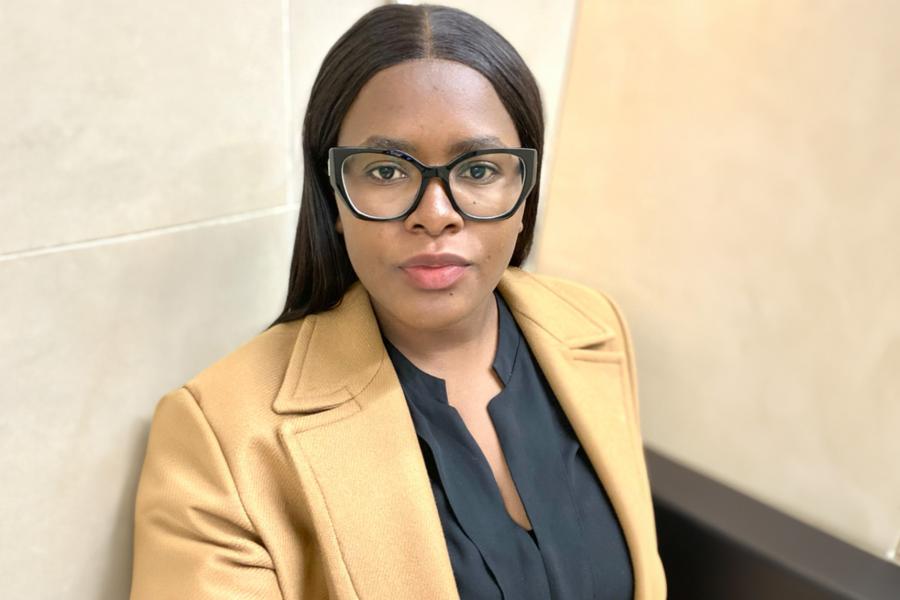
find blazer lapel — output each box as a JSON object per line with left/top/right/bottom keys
{"left": 273, "top": 282, "right": 459, "bottom": 600}
{"left": 272, "top": 269, "right": 654, "bottom": 600}
{"left": 498, "top": 269, "right": 656, "bottom": 599}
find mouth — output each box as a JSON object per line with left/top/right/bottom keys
{"left": 399, "top": 253, "right": 471, "bottom": 290}
{"left": 400, "top": 253, "right": 471, "bottom": 268}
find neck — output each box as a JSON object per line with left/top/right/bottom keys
{"left": 373, "top": 292, "right": 499, "bottom": 378}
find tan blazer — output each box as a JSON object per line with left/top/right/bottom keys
{"left": 130, "top": 267, "right": 667, "bottom": 599}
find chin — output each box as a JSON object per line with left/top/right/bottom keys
{"left": 401, "top": 289, "right": 474, "bottom": 326}
{"left": 373, "top": 280, "right": 483, "bottom": 329}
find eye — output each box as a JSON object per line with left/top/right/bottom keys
{"left": 365, "top": 163, "right": 409, "bottom": 183}
{"left": 458, "top": 162, "right": 498, "bottom": 182}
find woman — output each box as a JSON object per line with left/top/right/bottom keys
{"left": 130, "top": 4, "right": 666, "bottom": 599}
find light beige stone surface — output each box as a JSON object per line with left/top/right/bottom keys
{"left": 0, "top": 210, "right": 296, "bottom": 599}
{"left": 0, "top": 0, "right": 287, "bottom": 255}
{"left": 537, "top": 0, "right": 900, "bottom": 560}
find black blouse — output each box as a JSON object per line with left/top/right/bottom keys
{"left": 382, "top": 290, "right": 634, "bottom": 599}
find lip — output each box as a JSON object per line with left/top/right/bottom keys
{"left": 399, "top": 253, "right": 471, "bottom": 268}
{"left": 399, "top": 253, "right": 471, "bottom": 290}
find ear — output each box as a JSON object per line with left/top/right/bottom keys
{"left": 335, "top": 214, "right": 344, "bottom": 234}
{"left": 518, "top": 221, "right": 524, "bottom": 233}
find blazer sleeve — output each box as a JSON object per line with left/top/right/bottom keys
{"left": 130, "top": 386, "right": 284, "bottom": 600}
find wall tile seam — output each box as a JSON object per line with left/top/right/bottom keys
{"left": 281, "top": 0, "right": 297, "bottom": 207}
{"left": 0, "top": 204, "right": 300, "bottom": 263}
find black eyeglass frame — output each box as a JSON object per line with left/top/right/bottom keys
{"left": 327, "top": 146, "right": 538, "bottom": 222}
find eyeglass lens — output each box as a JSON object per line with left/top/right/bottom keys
{"left": 341, "top": 152, "right": 526, "bottom": 218}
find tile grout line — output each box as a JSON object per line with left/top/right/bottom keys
{"left": 0, "top": 204, "right": 299, "bottom": 263}
{"left": 281, "top": 0, "right": 296, "bottom": 206}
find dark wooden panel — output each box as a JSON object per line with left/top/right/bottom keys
{"left": 645, "top": 447, "right": 900, "bottom": 600}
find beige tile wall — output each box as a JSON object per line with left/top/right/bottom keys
{"left": 537, "top": 0, "right": 900, "bottom": 562}
{"left": 0, "top": 0, "right": 289, "bottom": 255}
{"left": 0, "top": 212, "right": 295, "bottom": 598}
{"left": 0, "top": 1, "right": 575, "bottom": 597}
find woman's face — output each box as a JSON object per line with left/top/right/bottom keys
{"left": 335, "top": 59, "right": 526, "bottom": 333}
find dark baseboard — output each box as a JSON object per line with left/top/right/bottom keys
{"left": 645, "top": 447, "right": 900, "bottom": 600}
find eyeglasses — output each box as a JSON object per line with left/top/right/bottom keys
{"left": 327, "top": 146, "right": 537, "bottom": 221}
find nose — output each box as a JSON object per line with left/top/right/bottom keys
{"left": 404, "top": 177, "right": 464, "bottom": 236}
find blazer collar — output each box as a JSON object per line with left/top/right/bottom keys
{"left": 272, "top": 280, "right": 385, "bottom": 415}
{"left": 272, "top": 267, "right": 616, "bottom": 415}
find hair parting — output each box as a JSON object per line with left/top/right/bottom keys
{"left": 269, "top": 4, "right": 544, "bottom": 327}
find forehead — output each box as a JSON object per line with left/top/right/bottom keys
{"left": 337, "top": 59, "right": 521, "bottom": 161}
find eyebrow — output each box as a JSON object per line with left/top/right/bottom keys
{"left": 359, "top": 135, "right": 509, "bottom": 157}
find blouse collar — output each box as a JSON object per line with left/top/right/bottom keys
{"left": 382, "top": 289, "right": 522, "bottom": 401}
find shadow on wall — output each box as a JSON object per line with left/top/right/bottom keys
{"left": 91, "top": 418, "right": 151, "bottom": 600}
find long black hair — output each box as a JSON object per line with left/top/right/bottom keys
{"left": 270, "top": 3, "right": 545, "bottom": 327}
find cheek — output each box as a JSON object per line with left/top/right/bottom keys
{"left": 335, "top": 205, "right": 366, "bottom": 259}
{"left": 343, "top": 227, "right": 374, "bottom": 264}
{"left": 339, "top": 220, "right": 394, "bottom": 277}
{"left": 500, "top": 214, "right": 525, "bottom": 251}
{"left": 480, "top": 221, "right": 523, "bottom": 267}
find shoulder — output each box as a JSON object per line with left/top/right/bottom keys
{"left": 528, "top": 270, "right": 622, "bottom": 316}
{"left": 502, "top": 267, "right": 642, "bottom": 417}
{"left": 504, "top": 267, "right": 633, "bottom": 353}
{"left": 166, "top": 317, "right": 309, "bottom": 430}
